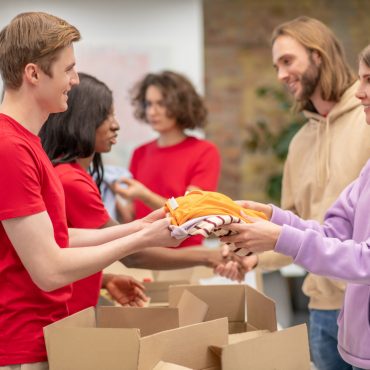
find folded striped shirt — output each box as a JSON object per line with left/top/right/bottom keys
{"left": 169, "top": 214, "right": 251, "bottom": 257}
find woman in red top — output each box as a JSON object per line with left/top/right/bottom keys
{"left": 114, "top": 71, "right": 221, "bottom": 248}
{"left": 40, "top": 73, "right": 148, "bottom": 313}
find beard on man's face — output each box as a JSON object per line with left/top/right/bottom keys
{"left": 296, "top": 59, "right": 321, "bottom": 103}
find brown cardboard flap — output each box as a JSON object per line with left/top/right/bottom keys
{"left": 43, "top": 307, "right": 96, "bottom": 355}
{"left": 169, "top": 285, "right": 245, "bottom": 321}
{"left": 177, "top": 290, "right": 208, "bottom": 326}
{"left": 209, "top": 330, "right": 269, "bottom": 356}
{"left": 221, "top": 324, "right": 310, "bottom": 370}
{"left": 47, "top": 327, "right": 140, "bottom": 370}
{"left": 209, "top": 345, "right": 222, "bottom": 358}
{"left": 245, "top": 285, "right": 277, "bottom": 332}
{"left": 245, "top": 322, "right": 258, "bottom": 332}
{"left": 144, "top": 280, "right": 189, "bottom": 303}
{"left": 227, "top": 330, "right": 269, "bottom": 344}
{"left": 138, "top": 318, "right": 228, "bottom": 370}
{"left": 96, "top": 306, "right": 179, "bottom": 336}
{"left": 228, "top": 321, "right": 247, "bottom": 334}
{"left": 153, "top": 361, "right": 194, "bottom": 370}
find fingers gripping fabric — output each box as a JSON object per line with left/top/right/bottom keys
{"left": 165, "top": 190, "right": 267, "bottom": 256}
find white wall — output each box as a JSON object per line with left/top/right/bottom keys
{"left": 0, "top": 0, "right": 204, "bottom": 166}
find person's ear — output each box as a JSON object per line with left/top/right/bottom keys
{"left": 24, "top": 63, "right": 40, "bottom": 85}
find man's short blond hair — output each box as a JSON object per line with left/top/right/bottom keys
{"left": 0, "top": 12, "right": 81, "bottom": 90}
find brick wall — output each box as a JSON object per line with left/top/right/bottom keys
{"left": 204, "top": 0, "right": 370, "bottom": 202}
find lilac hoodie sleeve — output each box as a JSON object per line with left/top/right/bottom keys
{"left": 270, "top": 170, "right": 370, "bottom": 285}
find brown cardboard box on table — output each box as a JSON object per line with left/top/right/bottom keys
{"left": 168, "top": 284, "right": 311, "bottom": 370}
{"left": 44, "top": 305, "right": 227, "bottom": 370}
{"left": 44, "top": 284, "right": 310, "bottom": 370}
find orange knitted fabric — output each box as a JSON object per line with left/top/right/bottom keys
{"left": 165, "top": 190, "right": 267, "bottom": 226}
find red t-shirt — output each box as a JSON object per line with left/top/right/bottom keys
{"left": 0, "top": 114, "right": 71, "bottom": 365}
{"left": 55, "top": 163, "right": 110, "bottom": 314}
{"left": 130, "top": 136, "right": 220, "bottom": 247}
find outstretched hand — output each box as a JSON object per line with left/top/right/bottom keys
{"left": 103, "top": 273, "right": 148, "bottom": 307}
{"left": 214, "top": 244, "right": 259, "bottom": 282}
{"left": 220, "top": 212, "right": 282, "bottom": 255}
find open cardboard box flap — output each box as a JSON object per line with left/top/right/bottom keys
{"left": 168, "top": 284, "right": 277, "bottom": 333}
{"left": 96, "top": 306, "right": 180, "bottom": 337}
{"left": 97, "top": 289, "right": 208, "bottom": 332}
{"left": 210, "top": 324, "right": 310, "bottom": 370}
{"left": 143, "top": 280, "right": 189, "bottom": 304}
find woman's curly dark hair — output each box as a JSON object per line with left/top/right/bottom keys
{"left": 131, "top": 70, "right": 207, "bottom": 130}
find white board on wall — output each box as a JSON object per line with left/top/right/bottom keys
{"left": 0, "top": 0, "right": 204, "bottom": 167}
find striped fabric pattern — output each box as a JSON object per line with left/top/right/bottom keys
{"left": 169, "top": 214, "right": 250, "bottom": 256}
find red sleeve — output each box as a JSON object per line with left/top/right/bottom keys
{"left": 0, "top": 139, "right": 45, "bottom": 220}
{"left": 188, "top": 141, "right": 221, "bottom": 191}
{"left": 60, "top": 172, "right": 110, "bottom": 229}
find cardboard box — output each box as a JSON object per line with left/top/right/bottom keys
{"left": 44, "top": 307, "right": 228, "bottom": 370}
{"left": 96, "top": 288, "right": 208, "bottom": 335}
{"left": 168, "top": 284, "right": 277, "bottom": 333}
{"left": 146, "top": 325, "right": 310, "bottom": 370}
{"left": 44, "top": 285, "right": 310, "bottom": 370}
{"left": 211, "top": 324, "right": 311, "bottom": 370}
{"left": 166, "top": 285, "right": 310, "bottom": 369}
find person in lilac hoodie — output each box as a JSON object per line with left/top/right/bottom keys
{"left": 221, "top": 44, "right": 370, "bottom": 370}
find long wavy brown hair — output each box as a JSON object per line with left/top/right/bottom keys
{"left": 272, "top": 16, "right": 356, "bottom": 111}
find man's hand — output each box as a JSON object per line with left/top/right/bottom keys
{"left": 103, "top": 273, "right": 148, "bottom": 307}
{"left": 240, "top": 254, "right": 259, "bottom": 272}
{"left": 213, "top": 244, "right": 257, "bottom": 282}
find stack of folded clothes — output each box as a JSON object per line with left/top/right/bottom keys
{"left": 165, "top": 190, "right": 267, "bottom": 256}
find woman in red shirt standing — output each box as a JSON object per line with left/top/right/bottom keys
{"left": 40, "top": 73, "right": 147, "bottom": 313}
{"left": 114, "top": 71, "right": 221, "bottom": 248}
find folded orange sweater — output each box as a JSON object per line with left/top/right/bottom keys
{"left": 165, "top": 190, "right": 267, "bottom": 226}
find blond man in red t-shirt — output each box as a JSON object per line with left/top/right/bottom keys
{"left": 0, "top": 12, "right": 180, "bottom": 370}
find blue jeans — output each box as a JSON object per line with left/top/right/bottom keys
{"left": 309, "top": 309, "right": 352, "bottom": 370}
